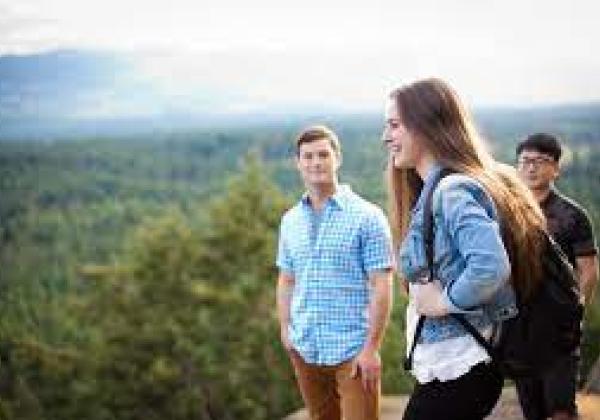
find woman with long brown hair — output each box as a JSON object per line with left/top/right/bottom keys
{"left": 383, "top": 78, "right": 545, "bottom": 419}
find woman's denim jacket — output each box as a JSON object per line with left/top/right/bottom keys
{"left": 399, "top": 165, "right": 518, "bottom": 344}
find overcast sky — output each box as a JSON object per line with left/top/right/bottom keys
{"left": 1, "top": 0, "right": 599, "bottom": 111}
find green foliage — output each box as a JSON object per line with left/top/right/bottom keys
{"left": 0, "top": 108, "right": 599, "bottom": 418}
{"left": 68, "top": 159, "right": 297, "bottom": 419}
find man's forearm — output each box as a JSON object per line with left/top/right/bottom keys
{"left": 363, "top": 271, "right": 393, "bottom": 352}
{"left": 578, "top": 255, "right": 599, "bottom": 307}
{"left": 277, "top": 274, "right": 294, "bottom": 330}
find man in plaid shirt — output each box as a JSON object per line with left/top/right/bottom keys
{"left": 276, "top": 125, "right": 394, "bottom": 420}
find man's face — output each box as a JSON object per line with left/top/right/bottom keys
{"left": 516, "top": 149, "right": 559, "bottom": 190}
{"left": 296, "top": 137, "right": 340, "bottom": 190}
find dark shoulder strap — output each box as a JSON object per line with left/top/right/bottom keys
{"left": 404, "top": 167, "right": 455, "bottom": 371}
{"left": 418, "top": 168, "right": 498, "bottom": 366}
{"left": 452, "top": 313, "right": 495, "bottom": 356}
{"left": 403, "top": 316, "right": 425, "bottom": 371}
{"left": 423, "top": 167, "right": 456, "bottom": 280}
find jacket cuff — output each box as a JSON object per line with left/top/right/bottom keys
{"left": 443, "top": 286, "right": 484, "bottom": 315}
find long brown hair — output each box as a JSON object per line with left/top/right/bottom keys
{"left": 387, "top": 78, "right": 546, "bottom": 299}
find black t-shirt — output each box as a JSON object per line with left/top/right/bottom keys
{"left": 540, "top": 188, "right": 598, "bottom": 267}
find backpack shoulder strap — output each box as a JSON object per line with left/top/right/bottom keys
{"left": 425, "top": 169, "right": 497, "bottom": 361}
{"left": 404, "top": 167, "right": 455, "bottom": 371}
{"left": 405, "top": 168, "right": 501, "bottom": 370}
{"left": 423, "top": 167, "right": 456, "bottom": 278}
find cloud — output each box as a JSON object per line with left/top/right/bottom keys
{"left": 0, "top": 0, "right": 599, "bottom": 106}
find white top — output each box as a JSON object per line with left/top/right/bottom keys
{"left": 406, "top": 288, "right": 492, "bottom": 384}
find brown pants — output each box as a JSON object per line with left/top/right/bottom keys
{"left": 289, "top": 351, "right": 380, "bottom": 420}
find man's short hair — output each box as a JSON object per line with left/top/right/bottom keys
{"left": 295, "top": 125, "right": 341, "bottom": 156}
{"left": 516, "top": 133, "right": 562, "bottom": 162}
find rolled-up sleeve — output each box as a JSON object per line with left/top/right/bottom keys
{"left": 360, "top": 209, "right": 394, "bottom": 275}
{"left": 276, "top": 217, "right": 294, "bottom": 275}
{"left": 436, "top": 179, "right": 510, "bottom": 311}
{"left": 572, "top": 207, "right": 598, "bottom": 257}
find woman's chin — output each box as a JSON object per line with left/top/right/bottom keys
{"left": 392, "top": 156, "right": 409, "bottom": 169}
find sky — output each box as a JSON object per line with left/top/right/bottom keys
{"left": 1, "top": 0, "right": 599, "bottom": 112}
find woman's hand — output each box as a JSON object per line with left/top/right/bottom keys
{"left": 414, "top": 280, "right": 449, "bottom": 317}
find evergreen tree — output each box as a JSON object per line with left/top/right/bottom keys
{"left": 73, "top": 156, "right": 299, "bottom": 419}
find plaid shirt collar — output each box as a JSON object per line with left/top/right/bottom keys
{"left": 300, "top": 184, "right": 350, "bottom": 211}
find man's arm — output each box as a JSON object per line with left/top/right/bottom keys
{"left": 577, "top": 255, "right": 599, "bottom": 307}
{"left": 354, "top": 269, "right": 393, "bottom": 392}
{"left": 364, "top": 270, "right": 393, "bottom": 352}
{"left": 276, "top": 271, "right": 295, "bottom": 351}
{"left": 571, "top": 206, "right": 598, "bottom": 307}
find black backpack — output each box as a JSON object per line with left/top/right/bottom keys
{"left": 404, "top": 169, "right": 583, "bottom": 379}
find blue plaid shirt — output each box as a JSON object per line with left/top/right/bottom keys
{"left": 277, "top": 185, "right": 393, "bottom": 365}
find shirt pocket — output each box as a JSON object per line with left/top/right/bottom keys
{"left": 431, "top": 215, "right": 455, "bottom": 281}
{"left": 288, "top": 236, "right": 311, "bottom": 267}
{"left": 400, "top": 208, "right": 457, "bottom": 283}
{"left": 399, "top": 216, "right": 427, "bottom": 281}
{"left": 319, "top": 233, "right": 360, "bottom": 275}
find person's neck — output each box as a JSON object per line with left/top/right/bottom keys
{"left": 415, "top": 155, "right": 437, "bottom": 181}
{"left": 307, "top": 182, "right": 338, "bottom": 211}
{"left": 531, "top": 185, "right": 552, "bottom": 203}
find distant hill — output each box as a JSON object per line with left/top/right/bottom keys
{"left": 0, "top": 50, "right": 130, "bottom": 117}
{"left": 2, "top": 49, "right": 600, "bottom": 141}
{"left": 0, "top": 50, "right": 225, "bottom": 139}
{"left": 0, "top": 49, "right": 340, "bottom": 139}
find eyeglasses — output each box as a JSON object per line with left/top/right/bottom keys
{"left": 516, "top": 157, "right": 555, "bottom": 168}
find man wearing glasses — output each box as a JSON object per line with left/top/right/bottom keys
{"left": 515, "top": 133, "right": 599, "bottom": 420}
